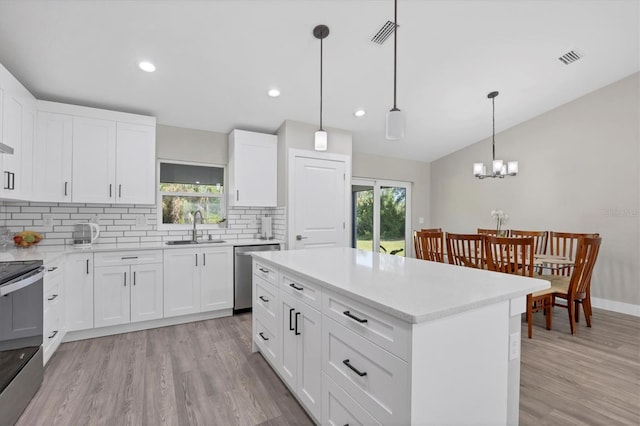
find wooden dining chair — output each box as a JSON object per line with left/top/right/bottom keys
{"left": 511, "top": 230, "right": 548, "bottom": 255}
{"left": 415, "top": 231, "right": 445, "bottom": 263}
{"left": 421, "top": 228, "right": 442, "bottom": 233}
{"left": 445, "top": 233, "right": 485, "bottom": 269}
{"left": 477, "top": 228, "right": 510, "bottom": 237}
{"left": 485, "top": 236, "right": 553, "bottom": 338}
{"left": 543, "top": 236, "right": 602, "bottom": 335}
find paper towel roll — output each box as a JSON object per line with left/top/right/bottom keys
{"left": 261, "top": 216, "right": 273, "bottom": 239}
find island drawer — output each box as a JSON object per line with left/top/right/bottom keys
{"left": 94, "top": 250, "right": 163, "bottom": 267}
{"left": 322, "top": 316, "right": 409, "bottom": 426}
{"left": 322, "top": 373, "right": 381, "bottom": 426}
{"left": 323, "top": 290, "right": 411, "bottom": 361}
{"left": 280, "top": 273, "right": 322, "bottom": 311}
{"left": 254, "top": 276, "right": 278, "bottom": 329}
{"left": 254, "top": 315, "right": 278, "bottom": 368}
{"left": 254, "top": 261, "right": 278, "bottom": 286}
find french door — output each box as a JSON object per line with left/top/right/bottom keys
{"left": 351, "top": 178, "right": 411, "bottom": 257}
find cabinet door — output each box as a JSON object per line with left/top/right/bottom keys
{"left": 296, "top": 303, "right": 322, "bottom": 420}
{"left": 130, "top": 263, "right": 163, "bottom": 323}
{"left": 66, "top": 254, "right": 94, "bottom": 332}
{"left": 34, "top": 112, "right": 73, "bottom": 202}
{"left": 200, "top": 246, "right": 233, "bottom": 312}
{"left": 280, "top": 292, "right": 298, "bottom": 391}
{"left": 0, "top": 66, "right": 23, "bottom": 197}
{"left": 94, "top": 265, "right": 130, "bottom": 328}
{"left": 163, "top": 249, "right": 200, "bottom": 317}
{"left": 229, "top": 130, "right": 277, "bottom": 207}
{"left": 72, "top": 116, "right": 116, "bottom": 203}
{"left": 116, "top": 122, "right": 156, "bottom": 204}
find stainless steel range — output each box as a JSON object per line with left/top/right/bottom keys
{"left": 0, "top": 260, "right": 45, "bottom": 426}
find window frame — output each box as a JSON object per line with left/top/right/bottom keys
{"left": 156, "top": 159, "right": 228, "bottom": 231}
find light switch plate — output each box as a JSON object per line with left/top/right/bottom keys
{"left": 509, "top": 332, "right": 521, "bottom": 360}
{"left": 419, "top": 217, "right": 424, "bottom": 224}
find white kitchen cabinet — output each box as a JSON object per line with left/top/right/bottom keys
{"left": 65, "top": 253, "right": 94, "bottom": 332}
{"left": 228, "top": 129, "right": 277, "bottom": 207}
{"left": 0, "top": 64, "right": 36, "bottom": 199}
{"left": 163, "top": 246, "right": 233, "bottom": 318}
{"left": 43, "top": 257, "right": 66, "bottom": 365}
{"left": 116, "top": 122, "right": 156, "bottom": 204}
{"left": 94, "top": 251, "right": 163, "bottom": 328}
{"left": 280, "top": 290, "right": 322, "bottom": 421}
{"left": 33, "top": 111, "right": 73, "bottom": 202}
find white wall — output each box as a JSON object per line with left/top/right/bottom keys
{"left": 352, "top": 152, "right": 430, "bottom": 235}
{"left": 430, "top": 73, "right": 640, "bottom": 308}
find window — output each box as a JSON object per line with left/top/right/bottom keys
{"left": 158, "top": 161, "right": 226, "bottom": 228}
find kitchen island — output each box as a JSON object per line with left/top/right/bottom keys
{"left": 251, "top": 247, "right": 549, "bottom": 425}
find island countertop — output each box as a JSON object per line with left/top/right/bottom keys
{"left": 252, "top": 247, "right": 550, "bottom": 324}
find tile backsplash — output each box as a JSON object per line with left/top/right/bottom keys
{"left": 0, "top": 201, "right": 285, "bottom": 246}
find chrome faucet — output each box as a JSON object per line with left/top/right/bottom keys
{"left": 192, "top": 210, "right": 203, "bottom": 242}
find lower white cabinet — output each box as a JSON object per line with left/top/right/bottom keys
{"left": 279, "top": 290, "right": 322, "bottom": 421}
{"left": 43, "top": 257, "right": 66, "bottom": 365}
{"left": 163, "top": 246, "right": 233, "bottom": 318}
{"left": 94, "top": 251, "right": 163, "bottom": 328}
{"left": 65, "top": 253, "right": 94, "bottom": 332}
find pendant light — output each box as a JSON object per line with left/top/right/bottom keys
{"left": 386, "top": 0, "right": 404, "bottom": 140}
{"left": 313, "top": 25, "right": 329, "bottom": 151}
{"left": 473, "top": 91, "right": 518, "bottom": 179}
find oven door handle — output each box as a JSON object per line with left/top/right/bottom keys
{"left": 0, "top": 266, "right": 45, "bottom": 296}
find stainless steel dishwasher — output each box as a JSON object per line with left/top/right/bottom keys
{"left": 234, "top": 244, "right": 280, "bottom": 312}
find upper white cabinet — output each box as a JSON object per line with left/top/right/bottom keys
{"left": 35, "top": 101, "right": 156, "bottom": 205}
{"left": 33, "top": 111, "right": 73, "bottom": 202}
{"left": 228, "top": 129, "right": 277, "bottom": 207}
{"left": 0, "top": 64, "right": 36, "bottom": 200}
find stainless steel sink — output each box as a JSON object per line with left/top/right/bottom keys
{"left": 165, "top": 240, "right": 226, "bottom": 245}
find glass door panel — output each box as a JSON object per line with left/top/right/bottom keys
{"left": 352, "top": 183, "right": 374, "bottom": 252}
{"left": 379, "top": 186, "right": 406, "bottom": 256}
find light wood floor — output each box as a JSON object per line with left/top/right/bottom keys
{"left": 17, "top": 308, "right": 640, "bottom": 426}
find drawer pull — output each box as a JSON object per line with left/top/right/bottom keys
{"left": 289, "top": 283, "right": 304, "bottom": 291}
{"left": 295, "top": 312, "right": 301, "bottom": 335}
{"left": 343, "top": 310, "right": 368, "bottom": 324}
{"left": 121, "top": 256, "right": 138, "bottom": 260}
{"left": 258, "top": 267, "right": 269, "bottom": 273}
{"left": 259, "top": 296, "right": 269, "bottom": 303}
{"left": 48, "top": 330, "right": 59, "bottom": 339}
{"left": 47, "top": 294, "right": 58, "bottom": 301}
{"left": 259, "top": 332, "right": 269, "bottom": 341}
{"left": 289, "top": 308, "right": 295, "bottom": 331}
{"left": 47, "top": 266, "right": 58, "bottom": 272}
{"left": 343, "top": 359, "right": 367, "bottom": 377}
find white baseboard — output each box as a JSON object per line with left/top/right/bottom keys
{"left": 592, "top": 297, "right": 640, "bottom": 317}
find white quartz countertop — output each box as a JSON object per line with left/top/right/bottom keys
{"left": 0, "top": 239, "right": 283, "bottom": 263}
{"left": 252, "top": 247, "right": 551, "bottom": 324}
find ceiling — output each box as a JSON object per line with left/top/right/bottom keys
{"left": 0, "top": 0, "right": 637, "bottom": 162}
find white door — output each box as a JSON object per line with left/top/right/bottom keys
{"left": 94, "top": 265, "right": 130, "bottom": 328}
{"left": 290, "top": 153, "right": 349, "bottom": 249}
{"left": 72, "top": 116, "right": 116, "bottom": 203}
{"left": 65, "top": 254, "right": 94, "bottom": 332}
{"left": 200, "top": 246, "right": 233, "bottom": 312}
{"left": 130, "top": 263, "right": 163, "bottom": 323}
{"left": 34, "top": 112, "right": 73, "bottom": 202}
{"left": 163, "top": 249, "right": 200, "bottom": 317}
{"left": 116, "top": 122, "right": 156, "bottom": 204}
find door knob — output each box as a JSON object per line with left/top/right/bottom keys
{"left": 296, "top": 235, "right": 308, "bottom": 241}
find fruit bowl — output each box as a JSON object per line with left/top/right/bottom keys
{"left": 14, "top": 231, "right": 43, "bottom": 248}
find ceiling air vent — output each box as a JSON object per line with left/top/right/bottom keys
{"left": 371, "top": 20, "right": 397, "bottom": 44}
{"left": 558, "top": 50, "right": 583, "bottom": 65}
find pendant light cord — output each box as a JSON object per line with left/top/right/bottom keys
{"left": 320, "top": 35, "right": 324, "bottom": 130}
{"left": 393, "top": 0, "right": 398, "bottom": 110}
{"left": 492, "top": 95, "right": 495, "bottom": 161}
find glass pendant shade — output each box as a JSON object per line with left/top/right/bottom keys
{"left": 314, "top": 130, "right": 327, "bottom": 151}
{"left": 473, "top": 162, "right": 486, "bottom": 176}
{"left": 492, "top": 159, "right": 504, "bottom": 175}
{"left": 507, "top": 161, "right": 519, "bottom": 175}
{"left": 386, "top": 109, "right": 405, "bottom": 140}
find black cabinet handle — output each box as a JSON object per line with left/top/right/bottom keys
{"left": 3, "top": 171, "right": 10, "bottom": 189}
{"left": 236, "top": 189, "right": 239, "bottom": 201}
{"left": 203, "top": 253, "right": 206, "bottom": 266}
{"left": 289, "top": 308, "right": 295, "bottom": 331}
{"left": 133, "top": 271, "right": 136, "bottom": 286}
{"left": 109, "top": 183, "right": 112, "bottom": 197}
{"left": 124, "top": 272, "right": 127, "bottom": 287}
{"left": 48, "top": 330, "right": 59, "bottom": 339}
{"left": 343, "top": 310, "right": 368, "bottom": 324}
{"left": 343, "top": 359, "right": 367, "bottom": 377}
{"left": 10, "top": 172, "right": 15, "bottom": 190}
{"left": 47, "top": 267, "right": 58, "bottom": 272}
{"left": 259, "top": 295, "right": 269, "bottom": 303}
{"left": 86, "top": 259, "right": 89, "bottom": 274}
{"left": 121, "top": 256, "right": 138, "bottom": 260}
{"left": 259, "top": 332, "right": 269, "bottom": 341}
{"left": 118, "top": 184, "right": 122, "bottom": 198}
{"left": 289, "top": 283, "right": 303, "bottom": 291}
{"left": 258, "top": 267, "right": 269, "bottom": 273}
{"left": 195, "top": 253, "right": 198, "bottom": 266}
{"left": 64, "top": 181, "right": 68, "bottom": 196}
{"left": 47, "top": 294, "right": 58, "bottom": 301}
{"left": 295, "top": 312, "right": 301, "bottom": 335}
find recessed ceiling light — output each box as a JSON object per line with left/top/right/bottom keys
{"left": 354, "top": 109, "right": 366, "bottom": 118}
{"left": 139, "top": 61, "right": 156, "bottom": 72}
{"left": 268, "top": 89, "right": 281, "bottom": 98}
